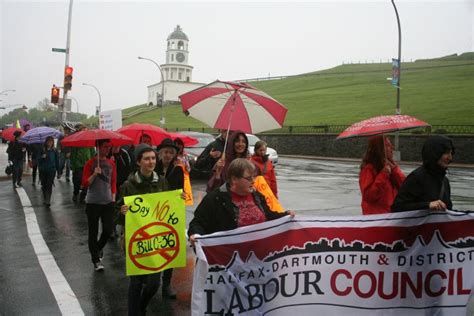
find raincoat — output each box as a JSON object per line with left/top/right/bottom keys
{"left": 391, "top": 136, "right": 454, "bottom": 212}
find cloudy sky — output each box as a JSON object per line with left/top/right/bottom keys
{"left": 1, "top": 0, "right": 473, "bottom": 116}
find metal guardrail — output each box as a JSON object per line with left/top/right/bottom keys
{"left": 122, "top": 105, "right": 157, "bottom": 120}
{"left": 170, "top": 125, "right": 474, "bottom": 135}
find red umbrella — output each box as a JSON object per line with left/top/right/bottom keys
{"left": 61, "top": 129, "right": 133, "bottom": 147}
{"left": 179, "top": 80, "right": 288, "bottom": 134}
{"left": 1, "top": 127, "right": 24, "bottom": 142}
{"left": 116, "top": 123, "right": 198, "bottom": 146}
{"left": 337, "top": 115, "right": 430, "bottom": 139}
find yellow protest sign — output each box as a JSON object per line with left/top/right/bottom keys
{"left": 253, "top": 176, "right": 285, "bottom": 213}
{"left": 124, "top": 189, "right": 186, "bottom": 276}
{"left": 177, "top": 163, "right": 194, "bottom": 206}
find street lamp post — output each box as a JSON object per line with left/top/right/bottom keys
{"left": 0, "top": 89, "right": 16, "bottom": 96}
{"left": 82, "top": 83, "right": 102, "bottom": 121}
{"left": 391, "top": 0, "right": 402, "bottom": 161}
{"left": 0, "top": 104, "right": 27, "bottom": 110}
{"left": 138, "top": 56, "right": 165, "bottom": 127}
{"left": 70, "top": 96, "right": 80, "bottom": 113}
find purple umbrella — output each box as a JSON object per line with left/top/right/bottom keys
{"left": 19, "top": 126, "right": 63, "bottom": 144}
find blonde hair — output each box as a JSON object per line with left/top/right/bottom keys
{"left": 227, "top": 158, "right": 255, "bottom": 180}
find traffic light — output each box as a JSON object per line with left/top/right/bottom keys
{"left": 64, "top": 66, "right": 73, "bottom": 91}
{"left": 51, "top": 86, "right": 60, "bottom": 104}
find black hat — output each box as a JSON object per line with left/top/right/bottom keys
{"left": 134, "top": 144, "right": 155, "bottom": 161}
{"left": 156, "top": 138, "right": 179, "bottom": 151}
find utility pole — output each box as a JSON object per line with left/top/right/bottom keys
{"left": 391, "top": 0, "right": 402, "bottom": 161}
{"left": 62, "top": 0, "right": 74, "bottom": 121}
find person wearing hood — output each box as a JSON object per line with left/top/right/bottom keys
{"left": 251, "top": 140, "right": 278, "bottom": 198}
{"left": 391, "top": 135, "right": 455, "bottom": 212}
{"left": 206, "top": 130, "right": 249, "bottom": 193}
{"left": 118, "top": 144, "right": 168, "bottom": 315}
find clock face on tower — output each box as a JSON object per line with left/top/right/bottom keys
{"left": 176, "top": 52, "right": 185, "bottom": 63}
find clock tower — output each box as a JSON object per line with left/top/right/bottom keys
{"left": 146, "top": 24, "right": 203, "bottom": 106}
{"left": 162, "top": 25, "right": 193, "bottom": 82}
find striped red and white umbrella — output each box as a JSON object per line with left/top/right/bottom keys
{"left": 179, "top": 80, "right": 288, "bottom": 134}
{"left": 337, "top": 115, "right": 430, "bottom": 139}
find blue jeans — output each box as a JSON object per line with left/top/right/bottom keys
{"left": 128, "top": 273, "right": 161, "bottom": 316}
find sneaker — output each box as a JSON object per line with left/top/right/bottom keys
{"left": 72, "top": 194, "right": 78, "bottom": 202}
{"left": 66, "top": 178, "right": 70, "bottom": 182}
{"left": 99, "top": 250, "right": 104, "bottom": 262}
{"left": 16, "top": 182, "right": 22, "bottom": 187}
{"left": 162, "top": 286, "right": 177, "bottom": 299}
{"left": 94, "top": 262, "right": 104, "bottom": 272}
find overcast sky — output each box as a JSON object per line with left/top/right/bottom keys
{"left": 1, "top": 0, "right": 473, "bottom": 116}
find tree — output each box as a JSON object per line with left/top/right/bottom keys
{"left": 36, "top": 97, "right": 56, "bottom": 111}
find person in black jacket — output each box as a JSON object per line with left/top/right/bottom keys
{"left": 391, "top": 135, "right": 455, "bottom": 212}
{"left": 154, "top": 138, "right": 184, "bottom": 299}
{"left": 189, "top": 158, "right": 295, "bottom": 241}
{"left": 7, "top": 131, "right": 27, "bottom": 188}
{"left": 117, "top": 144, "right": 169, "bottom": 316}
{"left": 194, "top": 129, "right": 227, "bottom": 177}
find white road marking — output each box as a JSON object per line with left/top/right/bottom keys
{"left": 16, "top": 187, "right": 84, "bottom": 315}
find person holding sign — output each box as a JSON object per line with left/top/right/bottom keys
{"left": 155, "top": 138, "right": 184, "bottom": 299}
{"left": 392, "top": 135, "right": 455, "bottom": 212}
{"left": 189, "top": 158, "right": 295, "bottom": 243}
{"left": 82, "top": 139, "right": 116, "bottom": 271}
{"left": 118, "top": 144, "right": 169, "bottom": 315}
{"left": 359, "top": 136, "right": 405, "bottom": 215}
{"left": 251, "top": 140, "right": 278, "bottom": 198}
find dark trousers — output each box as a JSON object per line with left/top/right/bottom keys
{"left": 85, "top": 203, "right": 114, "bottom": 263}
{"left": 162, "top": 269, "right": 173, "bottom": 289}
{"left": 59, "top": 156, "right": 71, "bottom": 179}
{"left": 73, "top": 168, "right": 87, "bottom": 199}
{"left": 40, "top": 169, "right": 56, "bottom": 204}
{"left": 32, "top": 162, "right": 38, "bottom": 184}
{"left": 128, "top": 273, "right": 161, "bottom": 316}
{"left": 12, "top": 159, "right": 24, "bottom": 185}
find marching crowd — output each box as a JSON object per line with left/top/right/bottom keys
{"left": 6, "top": 122, "right": 456, "bottom": 315}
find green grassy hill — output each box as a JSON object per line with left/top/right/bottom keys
{"left": 123, "top": 53, "right": 474, "bottom": 129}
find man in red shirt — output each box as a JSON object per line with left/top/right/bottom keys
{"left": 82, "top": 139, "right": 116, "bottom": 271}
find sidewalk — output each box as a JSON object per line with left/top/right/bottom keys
{"left": 0, "top": 143, "right": 32, "bottom": 181}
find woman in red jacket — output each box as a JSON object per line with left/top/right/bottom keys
{"left": 359, "top": 136, "right": 405, "bottom": 215}
{"left": 251, "top": 140, "right": 278, "bottom": 198}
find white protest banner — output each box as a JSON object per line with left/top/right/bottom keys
{"left": 99, "top": 109, "right": 122, "bottom": 130}
{"left": 192, "top": 210, "right": 474, "bottom": 315}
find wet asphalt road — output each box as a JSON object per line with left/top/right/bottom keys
{"left": 1, "top": 157, "right": 473, "bottom": 315}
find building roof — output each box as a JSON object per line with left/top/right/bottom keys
{"left": 167, "top": 25, "right": 189, "bottom": 41}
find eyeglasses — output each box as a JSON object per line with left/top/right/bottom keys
{"left": 240, "top": 175, "right": 255, "bottom": 182}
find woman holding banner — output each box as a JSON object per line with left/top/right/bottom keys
{"left": 359, "top": 135, "right": 405, "bottom": 215}
{"left": 189, "top": 158, "right": 294, "bottom": 243}
{"left": 392, "top": 135, "right": 454, "bottom": 212}
{"left": 118, "top": 144, "right": 169, "bottom": 316}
